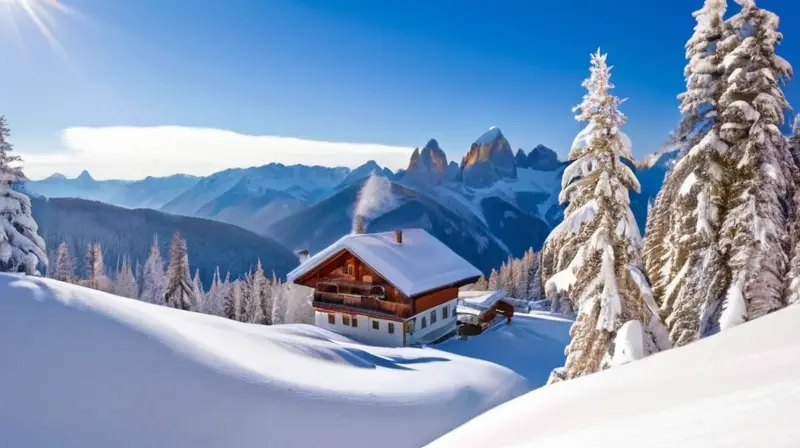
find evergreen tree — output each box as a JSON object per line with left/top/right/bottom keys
{"left": 204, "top": 266, "right": 225, "bottom": 316}
{"left": 0, "top": 116, "right": 47, "bottom": 275}
{"left": 140, "top": 235, "right": 165, "bottom": 305}
{"left": 247, "top": 260, "right": 271, "bottom": 324}
{"left": 231, "top": 279, "right": 243, "bottom": 322}
{"left": 785, "top": 117, "right": 800, "bottom": 305}
{"left": 716, "top": 0, "right": 793, "bottom": 329}
{"left": 83, "top": 242, "right": 111, "bottom": 292}
{"left": 528, "top": 250, "right": 544, "bottom": 300}
{"left": 113, "top": 255, "right": 138, "bottom": 299}
{"left": 473, "top": 274, "right": 489, "bottom": 290}
{"left": 644, "top": 0, "right": 731, "bottom": 346}
{"left": 271, "top": 272, "right": 287, "bottom": 325}
{"left": 52, "top": 240, "right": 76, "bottom": 283}
{"left": 164, "top": 232, "right": 194, "bottom": 311}
{"left": 487, "top": 268, "right": 499, "bottom": 290}
{"left": 545, "top": 51, "right": 669, "bottom": 384}
{"left": 192, "top": 269, "right": 205, "bottom": 313}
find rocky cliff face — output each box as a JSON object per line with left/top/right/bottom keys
{"left": 403, "top": 139, "right": 450, "bottom": 186}
{"left": 527, "top": 145, "right": 562, "bottom": 171}
{"left": 460, "top": 127, "right": 517, "bottom": 188}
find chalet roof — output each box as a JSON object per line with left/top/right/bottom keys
{"left": 458, "top": 290, "right": 506, "bottom": 312}
{"left": 287, "top": 229, "right": 482, "bottom": 298}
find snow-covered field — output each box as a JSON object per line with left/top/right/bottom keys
{"left": 428, "top": 304, "right": 800, "bottom": 448}
{"left": 439, "top": 311, "right": 572, "bottom": 388}
{"left": 0, "top": 274, "right": 530, "bottom": 448}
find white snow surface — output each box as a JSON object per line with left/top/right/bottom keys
{"left": 428, "top": 305, "right": 800, "bottom": 448}
{"left": 287, "top": 229, "right": 482, "bottom": 297}
{"left": 0, "top": 274, "right": 529, "bottom": 448}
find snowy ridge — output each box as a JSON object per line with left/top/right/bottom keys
{"left": 428, "top": 305, "right": 800, "bottom": 447}
{"left": 0, "top": 274, "right": 527, "bottom": 448}
{"left": 473, "top": 126, "right": 503, "bottom": 145}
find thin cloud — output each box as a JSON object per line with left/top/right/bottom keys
{"left": 20, "top": 126, "right": 414, "bottom": 180}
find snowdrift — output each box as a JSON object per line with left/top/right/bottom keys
{"left": 0, "top": 274, "right": 527, "bottom": 448}
{"left": 428, "top": 305, "right": 800, "bottom": 447}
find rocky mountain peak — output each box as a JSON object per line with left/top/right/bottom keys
{"left": 515, "top": 149, "right": 530, "bottom": 169}
{"left": 461, "top": 126, "right": 517, "bottom": 188}
{"left": 527, "top": 145, "right": 562, "bottom": 171}
{"left": 404, "top": 138, "right": 450, "bottom": 186}
{"left": 76, "top": 170, "right": 94, "bottom": 183}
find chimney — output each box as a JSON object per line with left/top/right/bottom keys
{"left": 394, "top": 229, "right": 403, "bottom": 244}
{"left": 297, "top": 249, "right": 311, "bottom": 264}
{"left": 355, "top": 215, "right": 366, "bottom": 234}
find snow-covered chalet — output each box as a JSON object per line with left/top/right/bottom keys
{"left": 287, "top": 226, "right": 482, "bottom": 346}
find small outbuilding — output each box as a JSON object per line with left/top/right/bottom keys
{"left": 457, "top": 290, "right": 515, "bottom": 336}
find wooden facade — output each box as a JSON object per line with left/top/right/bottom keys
{"left": 294, "top": 249, "right": 465, "bottom": 322}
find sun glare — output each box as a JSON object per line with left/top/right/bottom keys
{"left": 1, "top": 0, "right": 75, "bottom": 54}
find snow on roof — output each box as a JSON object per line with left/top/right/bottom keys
{"left": 287, "top": 229, "right": 482, "bottom": 298}
{"left": 458, "top": 290, "right": 507, "bottom": 312}
{"left": 473, "top": 126, "right": 503, "bottom": 145}
{"left": 428, "top": 305, "right": 800, "bottom": 448}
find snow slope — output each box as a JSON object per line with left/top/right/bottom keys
{"left": 438, "top": 311, "right": 572, "bottom": 389}
{"left": 0, "top": 274, "right": 528, "bottom": 448}
{"left": 428, "top": 305, "right": 800, "bottom": 448}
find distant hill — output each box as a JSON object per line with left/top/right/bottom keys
{"left": 30, "top": 197, "right": 299, "bottom": 287}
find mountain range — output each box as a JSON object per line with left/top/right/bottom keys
{"left": 23, "top": 127, "right": 676, "bottom": 276}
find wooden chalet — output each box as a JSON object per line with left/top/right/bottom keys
{"left": 287, "top": 227, "right": 482, "bottom": 346}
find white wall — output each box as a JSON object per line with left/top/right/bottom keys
{"left": 314, "top": 311, "right": 405, "bottom": 347}
{"left": 407, "top": 299, "right": 459, "bottom": 345}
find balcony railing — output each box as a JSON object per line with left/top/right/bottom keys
{"left": 314, "top": 291, "right": 412, "bottom": 318}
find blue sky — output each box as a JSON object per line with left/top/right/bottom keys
{"left": 1, "top": 0, "right": 799, "bottom": 179}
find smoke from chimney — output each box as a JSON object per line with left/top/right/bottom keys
{"left": 352, "top": 172, "right": 395, "bottom": 234}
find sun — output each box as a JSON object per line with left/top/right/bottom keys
{"left": 1, "top": 0, "right": 75, "bottom": 52}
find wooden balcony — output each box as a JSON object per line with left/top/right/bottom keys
{"left": 313, "top": 279, "right": 412, "bottom": 319}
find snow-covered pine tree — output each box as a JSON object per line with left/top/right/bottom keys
{"left": 545, "top": 51, "right": 669, "bottom": 384}
{"left": 499, "top": 258, "right": 513, "bottom": 293}
{"left": 473, "top": 274, "right": 489, "bottom": 290}
{"left": 716, "top": 0, "right": 794, "bottom": 329}
{"left": 487, "top": 268, "right": 499, "bottom": 290}
{"left": 204, "top": 266, "right": 225, "bottom": 316}
{"left": 83, "top": 242, "right": 111, "bottom": 292}
{"left": 231, "top": 278, "right": 243, "bottom": 322}
{"left": 511, "top": 257, "right": 528, "bottom": 299}
{"left": 249, "top": 260, "right": 271, "bottom": 324}
{"left": 271, "top": 273, "right": 287, "bottom": 325}
{"left": 113, "top": 255, "right": 138, "bottom": 299}
{"left": 192, "top": 269, "right": 205, "bottom": 313}
{"left": 164, "top": 232, "right": 194, "bottom": 311}
{"left": 0, "top": 116, "right": 47, "bottom": 275}
{"left": 784, "top": 116, "right": 800, "bottom": 305}
{"left": 52, "top": 240, "right": 76, "bottom": 283}
{"left": 528, "top": 251, "right": 544, "bottom": 301}
{"left": 643, "top": 0, "right": 731, "bottom": 346}
{"left": 140, "top": 236, "right": 165, "bottom": 305}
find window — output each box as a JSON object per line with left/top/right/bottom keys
{"left": 372, "top": 320, "right": 380, "bottom": 330}
{"left": 328, "top": 313, "right": 335, "bottom": 325}
{"left": 442, "top": 307, "right": 448, "bottom": 319}
{"left": 343, "top": 264, "right": 353, "bottom": 275}
{"left": 421, "top": 317, "right": 427, "bottom": 329}
{"left": 342, "top": 315, "right": 350, "bottom": 326}
{"left": 352, "top": 317, "right": 358, "bottom": 328}
{"left": 430, "top": 310, "right": 437, "bottom": 325}
{"left": 388, "top": 323, "right": 395, "bottom": 334}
